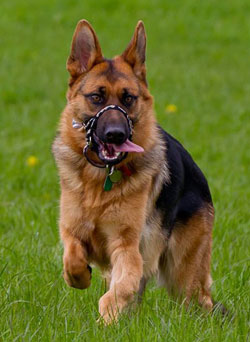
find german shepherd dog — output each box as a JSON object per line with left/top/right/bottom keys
{"left": 53, "top": 20, "right": 215, "bottom": 323}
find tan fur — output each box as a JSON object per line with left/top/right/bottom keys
{"left": 158, "top": 205, "right": 214, "bottom": 310}
{"left": 53, "top": 20, "right": 214, "bottom": 323}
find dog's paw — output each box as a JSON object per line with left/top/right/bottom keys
{"left": 98, "top": 291, "right": 123, "bottom": 324}
{"left": 63, "top": 259, "right": 92, "bottom": 289}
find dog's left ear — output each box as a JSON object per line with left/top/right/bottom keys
{"left": 67, "top": 20, "right": 103, "bottom": 82}
{"left": 122, "top": 21, "right": 147, "bottom": 84}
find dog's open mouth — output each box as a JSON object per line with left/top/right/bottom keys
{"left": 93, "top": 134, "right": 144, "bottom": 164}
{"left": 100, "top": 144, "right": 122, "bottom": 161}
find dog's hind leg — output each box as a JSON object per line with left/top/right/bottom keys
{"left": 158, "top": 205, "right": 214, "bottom": 311}
{"left": 137, "top": 276, "right": 148, "bottom": 303}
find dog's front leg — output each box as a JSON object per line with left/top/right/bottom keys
{"left": 99, "top": 236, "right": 143, "bottom": 323}
{"left": 61, "top": 230, "right": 91, "bottom": 289}
{"left": 60, "top": 190, "right": 92, "bottom": 289}
{"left": 98, "top": 187, "right": 150, "bottom": 324}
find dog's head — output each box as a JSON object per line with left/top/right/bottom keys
{"left": 63, "top": 20, "right": 156, "bottom": 166}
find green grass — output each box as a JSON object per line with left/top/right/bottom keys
{"left": 1, "top": 0, "right": 249, "bottom": 341}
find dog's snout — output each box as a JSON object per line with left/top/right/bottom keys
{"left": 96, "top": 110, "right": 129, "bottom": 145}
{"left": 105, "top": 127, "right": 126, "bottom": 145}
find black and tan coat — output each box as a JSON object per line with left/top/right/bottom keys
{"left": 53, "top": 20, "right": 214, "bottom": 323}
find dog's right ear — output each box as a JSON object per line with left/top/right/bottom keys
{"left": 122, "top": 21, "right": 147, "bottom": 84}
{"left": 67, "top": 20, "right": 103, "bottom": 81}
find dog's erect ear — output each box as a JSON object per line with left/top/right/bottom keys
{"left": 67, "top": 20, "right": 103, "bottom": 80}
{"left": 122, "top": 21, "right": 147, "bottom": 84}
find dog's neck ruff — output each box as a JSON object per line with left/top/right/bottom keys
{"left": 72, "top": 104, "right": 133, "bottom": 169}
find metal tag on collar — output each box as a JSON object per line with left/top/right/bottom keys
{"left": 104, "top": 165, "right": 113, "bottom": 191}
{"left": 104, "top": 165, "right": 122, "bottom": 191}
{"left": 110, "top": 169, "right": 122, "bottom": 183}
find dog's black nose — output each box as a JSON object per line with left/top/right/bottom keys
{"left": 105, "top": 128, "right": 126, "bottom": 145}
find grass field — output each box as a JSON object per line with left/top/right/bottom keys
{"left": 0, "top": 0, "right": 249, "bottom": 341}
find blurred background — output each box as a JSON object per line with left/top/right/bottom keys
{"left": 0, "top": 0, "right": 249, "bottom": 341}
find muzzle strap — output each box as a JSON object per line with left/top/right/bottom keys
{"left": 72, "top": 105, "right": 133, "bottom": 168}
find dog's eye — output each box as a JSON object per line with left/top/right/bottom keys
{"left": 123, "top": 95, "right": 135, "bottom": 106}
{"left": 90, "top": 94, "right": 103, "bottom": 104}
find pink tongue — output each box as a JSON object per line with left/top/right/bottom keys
{"left": 111, "top": 139, "right": 144, "bottom": 153}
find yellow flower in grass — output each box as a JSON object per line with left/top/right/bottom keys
{"left": 27, "top": 155, "right": 39, "bottom": 167}
{"left": 165, "top": 104, "right": 178, "bottom": 113}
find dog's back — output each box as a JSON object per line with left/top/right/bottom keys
{"left": 157, "top": 126, "right": 213, "bottom": 235}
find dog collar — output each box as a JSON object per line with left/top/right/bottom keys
{"left": 72, "top": 105, "right": 133, "bottom": 169}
